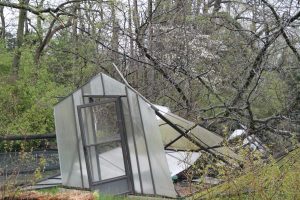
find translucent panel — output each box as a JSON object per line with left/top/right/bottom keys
{"left": 91, "top": 102, "right": 120, "bottom": 143}
{"left": 121, "top": 97, "right": 141, "bottom": 193}
{"left": 168, "top": 136, "right": 199, "bottom": 150}
{"left": 82, "top": 74, "right": 104, "bottom": 96}
{"left": 158, "top": 112, "right": 195, "bottom": 130}
{"left": 138, "top": 97, "right": 177, "bottom": 198}
{"left": 190, "top": 126, "right": 223, "bottom": 147}
{"left": 54, "top": 96, "right": 83, "bottom": 188}
{"left": 127, "top": 89, "right": 153, "bottom": 194}
{"left": 82, "top": 82, "right": 91, "bottom": 95}
{"left": 159, "top": 123, "right": 199, "bottom": 150}
{"left": 212, "top": 147, "right": 242, "bottom": 161}
{"left": 165, "top": 150, "right": 201, "bottom": 176}
{"left": 157, "top": 112, "right": 194, "bottom": 148}
{"left": 96, "top": 145, "right": 125, "bottom": 180}
{"left": 90, "top": 75, "right": 104, "bottom": 95}
{"left": 157, "top": 110, "right": 240, "bottom": 162}
{"left": 158, "top": 112, "right": 223, "bottom": 150}
{"left": 101, "top": 73, "right": 126, "bottom": 95}
{"left": 93, "top": 178, "right": 130, "bottom": 195}
{"left": 159, "top": 123, "right": 181, "bottom": 144}
{"left": 72, "top": 89, "right": 89, "bottom": 188}
{"left": 81, "top": 106, "right": 101, "bottom": 182}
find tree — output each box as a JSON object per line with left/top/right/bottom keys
{"left": 0, "top": 5, "right": 5, "bottom": 40}
{"left": 11, "top": 0, "right": 29, "bottom": 80}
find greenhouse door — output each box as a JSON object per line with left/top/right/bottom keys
{"left": 77, "top": 98, "right": 132, "bottom": 194}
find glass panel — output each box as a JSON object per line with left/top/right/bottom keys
{"left": 82, "top": 75, "right": 104, "bottom": 96}
{"left": 91, "top": 102, "right": 120, "bottom": 143}
{"left": 101, "top": 73, "right": 126, "bottom": 95}
{"left": 54, "top": 96, "right": 83, "bottom": 188}
{"left": 92, "top": 177, "right": 129, "bottom": 195}
{"left": 96, "top": 141, "right": 126, "bottom": 180}
{"left": 121, "top": 97, "right": 141, "bottom": 193}
{"left": 81, "top": 106, "right": 100, "bottom": 182}
{"left": 126, "top": 89, "right": 154, "bottom": 194}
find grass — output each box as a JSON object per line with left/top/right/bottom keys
{"left": 38, "top": 186, "right": 60, "bottom": 194}
{"left": 94, "top": 192, "right": 129, "bottom": 200}
{"left": 35, "top": 188, "right": 129, "bottom": 200}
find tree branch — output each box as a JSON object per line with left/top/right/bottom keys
{"left": 262, "top": 0, "right": 300, "bottom": 63}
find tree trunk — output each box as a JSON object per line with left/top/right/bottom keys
{"left": 195, "top": 0, "right": 201, "bottom": 16}
{"left": 12, "top": 0, "right": 28, "bottom": 80}
{"left": 34, "top": 19, "right": 72, "bottom": 65}
{"left": 213, "top": 0, "right": 222, "bottom": 13}
{"left": 0, "top": 6, "right": 5, "bottom": 40}
{"left": 36, "top": 0, "right": 44, "bottom": 39}
{"left": 146, "top": 0, "right": 155, "bottom": 97}
{"left": 251, "top": 0, "right": 257, "bottom": 32}
{"left": 203, "top": 0, "right": 209, "bottom": 15}
{"left": 127, "top": 0, "right": 134, "bottom": 72}
{"left": 132, "top": 0, "right": 141, "bottom": 86}
{"left": 110, "top": 1, "right": 119, "bottom": 64}
{"left": 71, "top": 3, "right": 79, "bottom": 48}
{"left": 132, "top": 0, "right": 140, "bottom": 29}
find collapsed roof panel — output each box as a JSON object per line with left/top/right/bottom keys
{"left": 157, "top": 110, "right": 222, "bottom": 150}
{"left": 156, "top": 107, "right": 241, "bottom": 162}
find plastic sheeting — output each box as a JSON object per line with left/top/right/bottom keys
{"left": 165, "top": 151, "right": 201, "bottom": 177}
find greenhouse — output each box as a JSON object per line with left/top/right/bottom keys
{"left": 54, "top": 73, "right": 239, "bottom": 197}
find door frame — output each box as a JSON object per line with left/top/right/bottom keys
{"left": 77, "top": 97, "right": 133, "bottom": 193}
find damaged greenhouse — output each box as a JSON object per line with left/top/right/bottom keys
{"left": 54, "top": 73, "right": 240, "bottom": 198}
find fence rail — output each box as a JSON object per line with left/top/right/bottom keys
{"left": 0, "top": 133, "right": 56, "bottom": 141}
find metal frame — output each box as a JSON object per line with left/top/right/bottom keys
{"left": 77, "top": 97, "right": 133, "bottom": 193}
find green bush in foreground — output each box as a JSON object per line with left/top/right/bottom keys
{"left": 194, "top": 148, "right": 300, "bottom": 200}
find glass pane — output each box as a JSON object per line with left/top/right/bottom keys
{"left": 54, "top": 96, "right": 83, "bottom": 188}
{"left": 96, "top": 141, "right": 126, "bottom": 180}
{"left": 101, "top": 73, "right": 126, "bottom": 95}
{"left": 126, "top": 89, "right": 154, "bottom": 193}
{"left": 91, "top": 102, "right": 120, "bottom": 143}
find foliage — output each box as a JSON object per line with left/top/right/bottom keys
{"left": 0, "top": 45, "right": 71, "bottom": 136}
{"left": 193, "top": 148, "right": 300, "bottom": 200}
